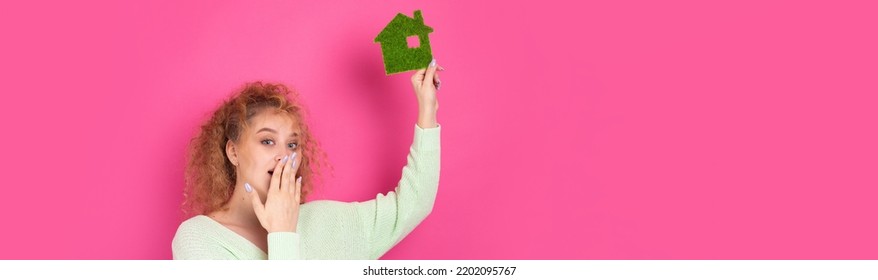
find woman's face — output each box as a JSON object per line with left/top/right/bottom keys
{"left": 229, "top": 110, "right": 301, "bottom": 198}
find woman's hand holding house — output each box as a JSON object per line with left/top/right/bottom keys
{"left": 412, "top": 58, "right": 443, "bottom": 129}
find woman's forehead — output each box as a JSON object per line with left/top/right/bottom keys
{"left": 248, "top": 111, "right": 300, "bottom": 134}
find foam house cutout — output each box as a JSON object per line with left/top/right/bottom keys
{"left": 374, "top": 10, "right": 434, "bottom": 75}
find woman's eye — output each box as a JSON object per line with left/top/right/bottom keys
{"left": 261, "top": 139, "right": 297, "bottom": 149}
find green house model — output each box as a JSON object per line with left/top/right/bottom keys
{"left": 374, "top": 10, "right": 434, "bottom": 75}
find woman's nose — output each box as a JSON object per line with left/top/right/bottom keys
{"left": 275, "top": 151, "right": 293, "bottom": 162}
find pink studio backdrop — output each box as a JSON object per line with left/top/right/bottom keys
{"left": 0, "top": 1, "right": 876, "bottom": 259}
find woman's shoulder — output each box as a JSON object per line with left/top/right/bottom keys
{"left": 171, "top": 215, "right": 237, "bottom": 259}
{"left": 174, "top": 215, "right": 216, "bottom": 237}
{"left": 180, "top": 214, "right": 212, "bottom": 225}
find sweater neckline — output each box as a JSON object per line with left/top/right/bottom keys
{"left": 196, "top": 215, "right": 269, "bottom": 257}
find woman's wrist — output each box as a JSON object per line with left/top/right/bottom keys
{"left": 267, "top": 223, "right": 297, "bottom": 233}
{"left": 268, "top": 228, "right": 297, "bottom": 233}
{"left": 417, "top": 119, "right": 437, "bottom": 129}
{"left": 418, "top": 105, "right": 438, "bottom": 128}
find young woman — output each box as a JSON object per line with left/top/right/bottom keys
{"left": 172, "top": 60, "right": 443, "bottom": 259}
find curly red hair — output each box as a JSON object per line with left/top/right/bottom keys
{"left": 182, "top": 81, "right": 331, "bottom": 217}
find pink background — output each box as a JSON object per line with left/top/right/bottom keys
{"left": 0, "top": 0, "right": 876, "bottom": 259}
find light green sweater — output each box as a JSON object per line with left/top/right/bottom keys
{"left": 172, "top": 124, "right": 440, "bottom": 260}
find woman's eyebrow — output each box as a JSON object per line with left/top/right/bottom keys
{"left": 256, "top": 127, "right": 299, "bottom": 137}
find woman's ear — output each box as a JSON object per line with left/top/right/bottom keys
{"left": 226, "top": 140, "right": 239, "bottom": 166}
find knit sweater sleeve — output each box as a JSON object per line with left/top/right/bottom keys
{"left": 267, "top": 232, "right": 302, "bottom": 260}
{"left": 354, "top": 123, "right": 441, "bottom": 259}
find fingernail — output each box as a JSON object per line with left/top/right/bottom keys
{"left": 292, "top": 152, "right": 297, "bottom": 159}
{"left": 244, "top": 183, "right": 252, "bottom": 193}
{"left": 291, "top": 157, "right": 297, "bottom": 168}
{"left": 297, "top": 176, "right": 302, "bottom": 184}
{"left": 281, "top": 155, "right": 289, "bottom": 164}
{"left": 428, "top": 58, "right": 436, "bottom": 68}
